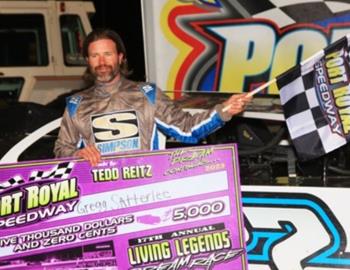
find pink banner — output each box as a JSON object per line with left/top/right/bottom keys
{"left": 0, "top": 144, "right": 246, "bottom": 269}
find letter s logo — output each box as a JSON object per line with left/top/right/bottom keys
{"left": 91, "top": 110, "right": 139, "bottom": 142}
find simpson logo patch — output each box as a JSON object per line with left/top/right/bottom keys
{"left": 91, "top": 110, "right": 140, "bottom": 154}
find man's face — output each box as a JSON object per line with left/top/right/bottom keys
{"left": 87, "top": 38, "right": 124, "bottom": 83}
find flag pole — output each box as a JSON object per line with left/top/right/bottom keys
{"left": 247, "top": 78, "right": 277, "bottom": 97}
{"left": 222, "top": 78, "right": 276, "bottom": 112}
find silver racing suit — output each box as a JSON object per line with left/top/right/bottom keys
{"left": 54, "top": 77, "right": 232, "bottom": 157}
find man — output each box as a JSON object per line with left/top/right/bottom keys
{"left": 54, "top": 28, "right": 251, "bottom": 166}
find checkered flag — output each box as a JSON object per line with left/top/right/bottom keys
{"left": 0, "top": 175, "right": 24, "bottom": 192}
{"left": 29, "top": 161, "right": 75, "bottom": 181}
{"left": 277, "top": 35, "right": 350, "bottom": 161}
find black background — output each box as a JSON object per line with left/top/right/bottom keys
{"left": 91, "top": 0, "right": 146, "bottom": 81}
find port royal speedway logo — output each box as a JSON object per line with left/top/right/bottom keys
{"left": 0, "top": 162, "right": 79, "bottom": 229}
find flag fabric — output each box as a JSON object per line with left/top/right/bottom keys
{"left": 277, "top": 35, "right": 350, "bottom": 161}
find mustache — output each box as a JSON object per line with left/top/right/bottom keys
{"left": 95, "top": 65, "right": 112, "bottom": 70}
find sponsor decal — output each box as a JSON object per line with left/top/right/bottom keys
{"left": 243, "top": 190, "right": 350, "bottom": 269}
{"left": 152, "top": 0, "right": 350, "bottom": 97}
{"left": 91, "top": 110, "right": 141, "bottom": 154}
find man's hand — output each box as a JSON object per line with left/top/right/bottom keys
{"left": 222, "top": 93, "right": 252, "bottom": 115}
{"left": 74, "top": 145, "right": 101, "bottom": 166}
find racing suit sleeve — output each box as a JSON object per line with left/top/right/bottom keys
{"left": 54, "top": 108, "right": 81, "bottom": 158}
{"left": 154, "top": 89, "right": 232, "bottom": 144}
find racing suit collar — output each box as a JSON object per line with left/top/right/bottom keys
{"left": 94, "top": 76, "right": 124, "bottom": 97}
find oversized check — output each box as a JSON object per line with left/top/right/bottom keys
{"left": 0, "top": 144, "right": 247, "bottom": 269}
